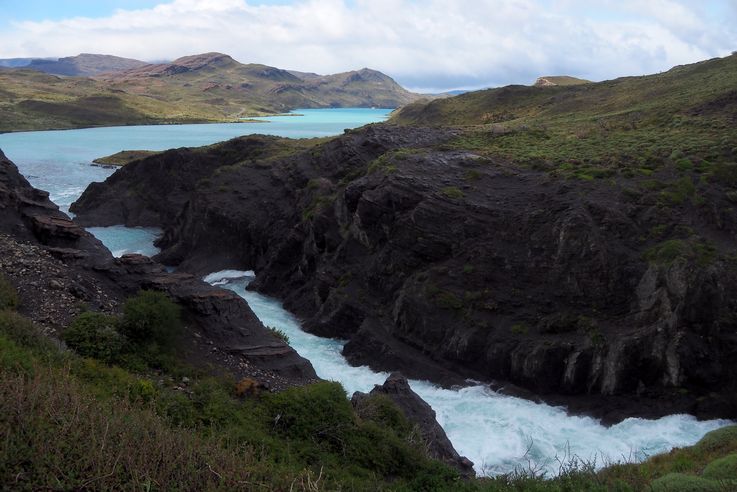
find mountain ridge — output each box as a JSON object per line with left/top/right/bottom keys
{"left": 0, "top": 52, "right": 422, "bottom": 132}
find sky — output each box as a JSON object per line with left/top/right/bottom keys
{"left": 0, "top": 0, "right": 735, "bottom": 92}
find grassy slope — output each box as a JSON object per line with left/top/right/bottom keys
{"left": 2, "top": 270, "right": 737, "bottom": 491}
{"left": 393, "top": 54, "right": 737, "bottom": 168}
{"left": 0, "top": 69, "right": 227, "bottom": 132}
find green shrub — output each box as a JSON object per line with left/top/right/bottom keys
{"left": 0, "top": 310, "right": 57, "bottom": 357}
{"left": 696, "top": 426, "right": 737, "bottom": 452}
{"left": 434, "top": 290, "right": 463, "bottom": 310}
{"left": 0, "top": 275, "right": 18, "bottom": 310}
{"left": 121, "top": 290, "right": 181, "bottom": 347}
{"left": 675, "top": 158, "right": 693, "bottom": 172}
{"left": 353, "top": 394, "right": 414, "bottom": 438}
{"left": 645, "top": 239, "right": 688, "bottom": 264}
{"left": 511, "top": 323, "right": 529, "bottom": 335}
{"left": 712, "top": 162, "right": 737, "bottom": 186}
{"left": 650, "top": 473, "right": 720, "bottom": 492}
{"left": 702, "top": 453, "right": 737, "bottom": 480}
{"left": 440, "top": 186, "right": 465, "bottom": 199}
{"left": 264, "top": 381, "right": 353, "bottom": 442}
{"left": 63, "top": 312, "right": 125, "bottom": 363}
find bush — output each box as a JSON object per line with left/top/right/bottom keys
{"left": 702, "top": 453, "right": 737, "bottom": 480}
{"left": 121, "top": 290, "right": 181, "bottom": 347}
{"left": 440, "top": 186, "right": 465, "bottom": 199}
{"left": 0, "top": 275, "right": 18, "bottom": 310}
{"left": 63, "top": 312, "right": 126, "bottom": 363}
{"left": 265, "top": 382, "right": 353, "bottom": 441}
{"left": 650, "top": 473, "right": 720, "bottom": 492}
{"left": 0, "top": 310, "right": 57, "bottom": 357}
{"left": 696, "top": 426, "right": 737, "bottom": 452}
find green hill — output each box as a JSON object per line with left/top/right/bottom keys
{"left": 392, "top": 54, "right": 737, "bottom": 171}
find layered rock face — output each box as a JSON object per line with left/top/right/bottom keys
{"left": 1, "top": 149, "right": 316, "bottom": 388}
{"left": 70, "top": 126, "right": 737, "bottom": 422}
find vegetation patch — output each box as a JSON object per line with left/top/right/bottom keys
{"left": 0, "top": 275, "right": 18, "bottom": 311}
{"left": 441, "top": 186, "right": 465, "bottom": 199}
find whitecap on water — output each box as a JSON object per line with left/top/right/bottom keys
{"left": 204, "top": 269, "right": 733, "bottom": 477}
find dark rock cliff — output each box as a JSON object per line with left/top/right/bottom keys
{"left": 70, "top": 125, "right": 737, "bottom": 422}
{"left": 1, "top": 149, "right": 316, "bottom": 388}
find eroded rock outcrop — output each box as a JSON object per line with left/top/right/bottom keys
{"left": 69, "top": 126, "right": 737, "bottom": 422}
{"left": 1, "top": 149, "right": 316, "bottom": 388}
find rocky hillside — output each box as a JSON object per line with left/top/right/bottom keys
{"left": 0, "top": 149, "right": 316, "bottom": 388}
{"left": 72, "top": 81, "right": 737, "bottom": 427}
{"left": 0, "top": 52, "right": 422, "bottom": 132}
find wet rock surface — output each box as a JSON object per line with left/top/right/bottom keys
{"left": 69, "top": 125, "right": 737, "bottom": 422}
{"left": 0, "top": 149, "right": 316, "bottom": 390}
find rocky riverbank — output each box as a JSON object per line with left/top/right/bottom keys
{"left": 70, "top": 123, "right": 737, "bottom": 424}
{"left": 0, "top": 149, "right": 316, "bottom": 390}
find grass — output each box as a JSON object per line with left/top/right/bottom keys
{"left": 0, "top": 284, "right": 464, "bottom": 490}
{"left": 1, "top": 295, "right": 737, "bottom": 489}
{"left": 392, "top": 53, "right": 737, "bottom": 181}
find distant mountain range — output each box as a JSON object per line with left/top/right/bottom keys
{"left": 0, "top": 52, "right": 425, "bottom": 132}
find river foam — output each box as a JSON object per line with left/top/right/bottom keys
{"left": 204, "top": 269, "right": 732, "bottom": 477}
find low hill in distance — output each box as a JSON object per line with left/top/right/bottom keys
{"left": 25, "top": 53, "right": 148, "bottom": 76}
{"left": 0, "top": 57, "right": 55, "bottom": 68}
{"left": 0, "top": 52, "right": 422, "bottom": 132}
{"left": 534, "top": 75, "right": 591, "bottom": 86}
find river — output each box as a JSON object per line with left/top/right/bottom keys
{"left": 0, "top": 109, "right": 729, "bottom": 476}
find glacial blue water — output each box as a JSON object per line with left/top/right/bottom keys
{"left": 0, "top": 108, "right": 730, "bottom": 477}
{"left": 205, "top": 270, "right": 729, "bottom": 477}
{"left": 0, "top": 108, "right": 390, "bottom": 255}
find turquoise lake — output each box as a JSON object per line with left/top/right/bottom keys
{"left": 0, "top": 108, "right": 730, "bottom": 476}
{"left": 0, "top": 108, "right": 391, "bottom": 211}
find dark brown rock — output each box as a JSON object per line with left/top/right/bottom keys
{"left": 68, "top": 124, "right": 737, "bottom": 422}
{"left": 0, "top": 149, "right": 317, "bottom": 389}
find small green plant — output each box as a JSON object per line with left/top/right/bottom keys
{"left": 434, "top": 290, "right": 463, "bottom": 310}
{"left": 440, "top": 186, "right": 465, "bottom": 199}
{"left": 267, "top": 326, "right": 290, "bottom": 344}
{"left": 462, "top": 264, "right": 475, "bottom": 274}
{"left": 0, "top": 275, "right": 18, "bottom": 311}
{"left": 645, "top": 239, "right": 688, "bottom": 265}
{"left": 511, "top": 323, "right": 529, "bottom": 335}
{"left": 464, "top": 169, "right": 483, "bottom": 181}
{"left": 702, "top": 453, "right": 737, "bottom": 480}
{"left": 63, "top": 312, "right": 126, "bottom": 363}
{"left": 120, "top": 290, "right": 181, "bottom": 348}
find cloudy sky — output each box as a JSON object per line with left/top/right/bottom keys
{"left": 0, "top": 0, "right": 735, "bottom": 92}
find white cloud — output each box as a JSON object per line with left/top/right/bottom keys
{"left": 1, "top": 0, "right": 735, "bottom": 91}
